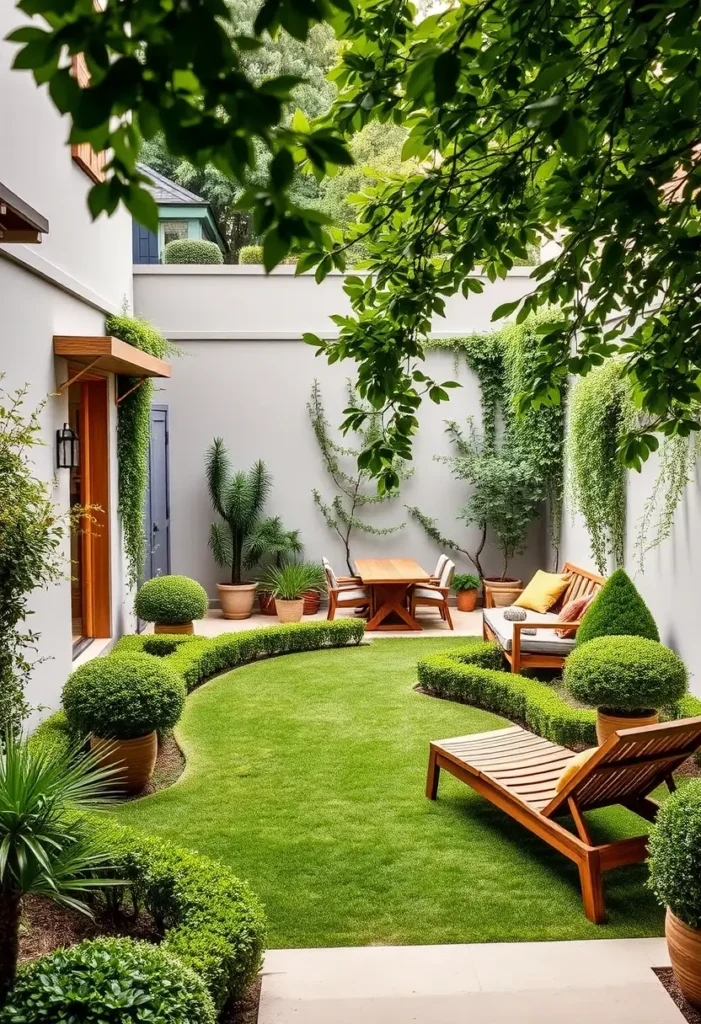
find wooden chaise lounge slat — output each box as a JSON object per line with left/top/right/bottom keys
{"left": 426, "top": 717, "right": 701, "bottom": 922}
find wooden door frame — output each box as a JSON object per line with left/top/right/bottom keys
{"left": 76, "top": 375, "right": 111, "bottom": 640}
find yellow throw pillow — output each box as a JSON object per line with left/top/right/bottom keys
{"left": 555, "top": 748, "right": 597, "bottom": 792}
{"left": 514, "top": 570, "right": 570, "bottom": 613}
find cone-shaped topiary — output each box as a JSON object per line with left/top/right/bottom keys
{"left": 575, "top": 568, "right": 659, "bottom": 646}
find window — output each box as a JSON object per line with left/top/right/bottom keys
{"left": 162, "top": 220, "right": 188, "bottom": 248}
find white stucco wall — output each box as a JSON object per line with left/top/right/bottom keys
{"left": 0, "top": 12, "right": 135, "bottom": 724}
{"left": 133, "top": 266, "right": 546, "bottom": 602}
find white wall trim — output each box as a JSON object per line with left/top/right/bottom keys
{"left": 164, "top": 330, "right": 500, "bottom": 341}
{"left": 132, "top": 263, "right": 537, "bottom": 279}
{"left": 0, "top": 245, "right": 121, "bottom": 315}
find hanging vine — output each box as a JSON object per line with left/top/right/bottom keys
{"left": 106, "top": 313, "right": 173, "bottom": 588}
{"left": 566, "top": 361, "right": 634, "bottom": 574}
{"left": 634, "top": 431, "right": 701, "bottom": 573}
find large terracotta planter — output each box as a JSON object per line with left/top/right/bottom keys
{"left": 483, "top": 577, "right": 522, "bottom": 608}
{"left": 666, "top": 908, "right": 701, "bottom": 1009}
{"left": 275, "top": 598, "right": 305, "bottom": 623}
{"left": 303, "top": 590, "right": 321, "bottom": 615}
{"left": 596, "top": 708, "right": 659, "bottom": 745}
{"left": 154, "top": 622, "right": 194, "bottom": 635}
{"left": 91, "top": 731, "right": 158, "bottom": 793}
{"left": 258, "top": 590, "right": 277, "bottom": 615}
{"left": 456, "top": 589, "right": 478, "bottom": 612}
{"left": 217, "top": 583, "right": 257, "bottom": 620}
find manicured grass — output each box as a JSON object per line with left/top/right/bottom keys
{"left": 110, "top": 637, "right": 664, "bottom": 947}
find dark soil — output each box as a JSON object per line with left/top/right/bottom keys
{"left": 120, "top": 733, "right": 186, "bottom": 802}
{"left": 222, "top": 977, "right": 262, "bottom": 1024}
{"left": 654, "top": 968, "right": 701, "bottom": 1024}
{"left": 674, "top": 755, "right": 701, "bottom": 779}
{"left": 18, "top": 895, "right": 158, "bottom": 966}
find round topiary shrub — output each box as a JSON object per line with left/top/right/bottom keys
{"left": 135, "top": 575, "right": 208, "bottom": 625}
{"left": 62, "top": 654, "right": 185, "bottom": 739}
{"left": 564, "top": 635, "right": 688, "bottom": 713}
{"left": 575, "top": 568, "right": 659, "bottom": 646}
{"left": 163, "top": 239, "right": 223, "bottom": 264}
{"left": 238, "top": 244, "right": 263, "bottom": 264}
{"left": 648, "top": 780, "right": 701, "bottom": 930}
{"left": 1, "top": 937, "right": 216, "bottom": 1024}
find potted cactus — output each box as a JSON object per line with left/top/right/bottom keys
{"left": 452, "top": 573, "right": 481, "bottom": 612}
{"left": 135, "top": 575, "right": 208, "bottom": 634}
{"left": 649, "top": 781, "right": 701, "bottom": 1009}
{"left": 257, "top": 563, "right": 327, "bottom": 624}
{"left": 564, "top": 635, "right": 688, "bottom": 744}
{"left": 62, "top": 654, "right": 185, "bottom": 792}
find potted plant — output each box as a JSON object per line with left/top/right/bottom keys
{"left": 62, "top": 654, "right": 185, "bottom": 792}
{"left": 246, "top": 516, "right": 304, "bottom": 615}
{"left": 649, "top": 781, "right": 701, "bottom": 1009}
{"left": 452, "top": 573, "right": 481, "bottom": 612}
{"left": 257, "top": 563, "right": 327, "bottom": 624}
{"left": 135, "top": 575, "right": 208, "bottom": 634}
{"left": 564, "top": 635, "right": 688, "bottom": 744}
{"left": 206, "top": 441, "right": 272, "bottom": 619}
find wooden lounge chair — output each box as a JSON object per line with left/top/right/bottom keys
{"left": 426, "top": 717, "right": 701, "bottom": 923}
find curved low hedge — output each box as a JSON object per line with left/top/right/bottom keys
{"left": 418, "top": 640, "right": 701, "bottom": 751}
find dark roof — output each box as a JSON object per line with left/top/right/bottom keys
{"left": 138, "top": 163, "right": 207, "bottom": 206}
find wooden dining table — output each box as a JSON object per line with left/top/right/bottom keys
{"left": 355, "top": 558, "right": 431, "bottom": 631}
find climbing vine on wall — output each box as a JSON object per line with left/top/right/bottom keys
{"left": 566, "top": 361, "right": 634, "bottom": 575}
{"left": 634, "top": 431, "right": 701, "bottom": 573}
{"left": 106, "top": 314, "right": 172, "bottom": 588}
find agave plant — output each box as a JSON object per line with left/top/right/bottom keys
{"left": 205, "top": 440, "right": 272, "bottom": 586}
{"left": 0, "top": 732, "right": 122, "bottom": 1002}
{"left": 257, "top": 562, "right": 327, "bottom": 601}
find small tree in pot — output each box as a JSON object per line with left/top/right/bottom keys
{"left": 135, "top": 575, "right": 208, "bottom": 634}
{"left": 564, "top": 635, "right": 688, "bottom": 744}
{"left": 62, "top": 654, "right": 185, "bottom": 792}
{"left": 649, "top": 781, "right": 701, "bottom": 1010}
{"left": 205, "top": 441, "right": 272, "bottom": 619}
{"left": 257, "top": 563, "right": 327, "bottom": 624}
{"left": 452, "top": 573, "right": 481, "bottom": 612}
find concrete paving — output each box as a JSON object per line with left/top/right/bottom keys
{"left": 258, "top": 939, "right": 681, "bottom": 1023}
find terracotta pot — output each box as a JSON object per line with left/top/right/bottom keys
{"left": 303, "top": 590, "right": 321, "bottom": 615}
{"left": 154, "top": 622, "right": 194, "bottom": 635}
{"left": 258, "top": 590, "right": 277, "bottom": 615}
{"left": 91, "top": 731, "right": 158, "bottom": 793}
{"left": 596, "top": 708, "right": 659, "bottom": 745}
{"left": 666, "top": 908, "right": 701, "bottom": 1009}
{"left": 217, "top": 583, "right": 257, "bottom": 620}
{"left": 456, "top": 589, "right": 478, "bottom": 612}
{"left": 275, "top": 598, "right": 305, "bottom": 623}
{"left": 483, "top": 577, "right": 522, "bottom": 608}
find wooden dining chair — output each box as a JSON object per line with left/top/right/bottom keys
{"left": 410, "top": 559, "right": 455, "bottom": 628}
{"left": 323, "top": 560, "right": 371, "bottom": 621}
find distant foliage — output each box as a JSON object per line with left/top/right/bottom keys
{"left": 564, "top": 635, "right": 687, "bottom": 713}
{"left": 649, "top": 782, "right": 701, "bottom": 931}
{"left": 238, "top": 245, "right": 263, "bottom": 264}
{"left": 164, "top": 239, "right": 223, "bottom": 264}
{"left": 575, "top": 569, "right": 659, "bottom": 646}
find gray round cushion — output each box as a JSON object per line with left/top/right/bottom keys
{"left": 503, "top": 607, "right": 527, "bottom": 621}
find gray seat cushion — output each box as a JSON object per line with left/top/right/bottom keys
{"left": 413, "top": 586, "right": 443, "bottom": 601}
{"left": 483, "top": 607, "right": 576, "bottom": 657}
{"left": 337, "top": 587, "right": 368, "bottom": 602}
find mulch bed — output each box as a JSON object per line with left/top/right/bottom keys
{"left": 119, "top": 733, "right": 186, "bottom": 802}
{"left": 654, "top": 968, "right": 701, "bottom": 1024}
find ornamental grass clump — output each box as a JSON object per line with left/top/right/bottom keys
{"left": 135, "top": 575, "right": 208, "bottom": 626}
{"left": 575, "top": 568, "right": 659, "bottom": 646}
{"left": 62, "top": 654, "right": 185, "bottom": 740}
{"left": 257, "top": 562, "right": 326, "bottom": 601}
{"left": 1, "top": 937, "right": 216, "bottom": 1024}
{"left": 564, "top": 635, "right": 687, "bottom": 715}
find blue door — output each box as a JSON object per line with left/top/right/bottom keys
{"left": 143, "top": 406, "right": 171, "bottom": 581}
{"left": 132, "top": 220, "right": 159, "bottom": 264}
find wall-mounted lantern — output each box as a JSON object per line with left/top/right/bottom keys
{"left": 56, "top": 423, "right": 79, "bottom": 469}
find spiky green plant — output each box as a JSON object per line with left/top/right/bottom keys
{"left": 0, "top": 732, "right": 122, "bottom": 1002}
{"left": 205, "top": 442, "right": 272, "bottom": 586}
{"left": 245, "top": 516, "right": 303, "bottom": 570}
{"left": 257, "top": 563, "right": 327, "bottom": 601}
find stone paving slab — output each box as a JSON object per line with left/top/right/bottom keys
{"left": 259, "top": 939, "right": 683, "bottom": 1024}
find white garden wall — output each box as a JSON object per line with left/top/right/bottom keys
{"left": 133, "top": 266, "right": 546, "bottom": 601}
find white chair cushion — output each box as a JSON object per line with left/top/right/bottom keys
{"left": 483, "top": 607, "right": 576, "bottom": 656}
{"left": 337, "top": 587, "right": 368, "bottom": 602}
{"left": 414, "top": 586, "right": 443, "bottom": 601}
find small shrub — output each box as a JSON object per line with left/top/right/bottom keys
{"left": 26, "top": 709, "right": 73, "bottom": 759}
{"left": 564, "top": 635, "right": 687, "bottom": 713}
{"left": 648, "top": 781, "right": 701, "bottom": 930}
{"left": 452, "top": 573, "right": 481, "bottom": 592}
{"left": 163, "top": 239, "right": 223, "bottom": 264}
{"left": 135, "top": 575, "right": 208, "bottom": 624}
{"left": 1, "top": 937, "right": 216, "bottom": 1023}
{"left": 576, "top": 568, "right": 659, "bottom": 645}
{"left": 238, "top": 244, "right": 263, "bottom": 264}
{"left": 62, "top": 654, "right": 185, "bottom": 738}
{"left": 89, "top": 818, "right": 266, "bottom": 1010}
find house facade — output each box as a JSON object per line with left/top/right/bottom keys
{"left": 132, "top": 165, "right": 228, "bottom": 264}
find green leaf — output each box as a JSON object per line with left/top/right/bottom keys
{"left": 291, "top": 108, "right": 311, "bottom": 133}
{"left": 491, "top": 299, "right": 521, "bottom": 321}
{"left": 124, "top": 185, "right": 159, "bottom": 232}
{"left": 263, "top": 229, "right": 290, "bottom": 271}
{"left": 270, "top": 149, "right": 295, "bottom": 190}
{"left": 433, "top": 51, "right": 460, "bottom": 104}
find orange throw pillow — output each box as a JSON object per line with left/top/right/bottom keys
{"left": 555, "top": 594, "right": 594, "bottom": 638}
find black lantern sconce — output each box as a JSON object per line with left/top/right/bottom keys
{"left": 56, "top": 423, "right": 79, "bottom": 470}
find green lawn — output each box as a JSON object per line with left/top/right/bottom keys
{"left": 110, "top": 637, "right": 664, "bottom": 948}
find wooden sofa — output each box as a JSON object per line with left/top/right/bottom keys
{"left": 482, "top": 563, "right": 605, "bottom": 674}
